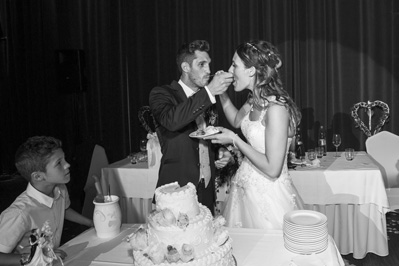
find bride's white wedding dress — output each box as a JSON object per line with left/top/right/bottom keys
{"left": 222, "top": 106, "right": 303, "bottom": 229}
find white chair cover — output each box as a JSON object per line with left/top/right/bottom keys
{"left": 82, "top": 144, "right": 109, "bottom": 218}
{"left": 366, "top": 131, "right": 399, "bottom": 210}
{"left": 146, "top": 133, "right": 162, "bottom": 170}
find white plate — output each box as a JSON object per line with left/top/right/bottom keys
{"left": 284, "top": 210, "right": 327, "bottom": 226}
{"left": 284, "top": 232, "right": 328, "bottom": 243}
{"left": 189, "top": 129, "right": 220, "bottom": 138}
{"left": 283, "top": 226, "right": 328, "bottom": 237}
{"left": 284, "top": 237, "right": 328, "bottom": 247}
{"left": 284, "top": 242, "right": 328, "bottom": 255}
{"left": 284, "top": 229, "right": 327, "bottom": 238}
{"left": 284, "top": 225, "right": 327, "bottom": 234}
{"left": 284, "top": 221, "right": 327, "bottom": 230}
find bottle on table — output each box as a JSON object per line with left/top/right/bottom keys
{"left": 295, "top": 126, "right": 305, "bottom": 160}
{"left": 318, "top": 125, "right": 327, "bottom": 156}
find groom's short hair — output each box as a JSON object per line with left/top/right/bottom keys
{"left": 176, "top": 40, "right": 210, "bottom": 73}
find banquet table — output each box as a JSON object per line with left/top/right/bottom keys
{"left": 101, "top": 158, "right": 158, "bottom": 223}
{"left": 289, "top": 151, "right": 390, "bottom": 259}
{"left": 58, "top": 224, "right": 345, "bottom": 266}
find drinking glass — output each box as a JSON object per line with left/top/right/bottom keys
{"left": 307, "top": 149, "right": 316, "bottom": 161}
{"left": 332, "top": 134, "right": 342, "bottom": 157}
{"left": 140, "top": 139, "right": 147, "bottom": 152}
{"left": 315, "top": 147, "right": 323, "bottom": 158}
{"left": 345, "top": 148, "right": 355, "bottom": 161}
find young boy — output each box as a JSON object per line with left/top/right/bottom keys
{"left": 0, "top": 136, "right": 94, "bottom": 265}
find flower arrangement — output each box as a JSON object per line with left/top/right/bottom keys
{"left": 206, "top": 107, "right": 218, "bottom": 126}
{"left": 215, "top": 145, "right": 243, "bottom": 190}
{"left": 214, "top": 145, "right": 243, "bottom": 215}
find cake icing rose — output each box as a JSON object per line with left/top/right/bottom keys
{"left": 128, "top": 182, "right": 234, "bottom": 266}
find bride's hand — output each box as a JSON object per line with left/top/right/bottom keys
{"left": 204, "top": 127, "right": 236, "bottom": 146}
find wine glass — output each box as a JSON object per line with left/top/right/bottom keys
{"left": 140, "top": 139, "right": 147, "bottom": 152}
{"left": 332, "top": 134, "right": 342, "bottom": 157}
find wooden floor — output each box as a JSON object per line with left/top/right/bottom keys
{"left": 61, "top": 212, "right": 399, "bottom": 265}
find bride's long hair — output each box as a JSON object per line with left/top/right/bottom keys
{"left": 236, "top": 40, "right": 302, "bottom": 129}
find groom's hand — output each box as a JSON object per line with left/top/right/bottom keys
{"left": 207, "top": 71, "right": 234, "bottom": 96}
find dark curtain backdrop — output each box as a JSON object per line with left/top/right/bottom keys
{"left": 1, "top": 0, "right": 398, "bottom": 175}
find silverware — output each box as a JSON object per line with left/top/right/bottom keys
{"left": 123, "top": 225, "right": 144, "bottom": 242}
{"left": 93, "top": 175, "right": 105, "bottom": 203}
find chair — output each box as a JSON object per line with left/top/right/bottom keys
{"left": 138, "top": 106, "right": 163, "bottom": 147}
{"left": 138, "top": 106, "right": 159, "bottom": 134}
{"left": 366, "top": 131, "right": 399, "bottom": 210}
{"left": 351, "top": 100, "right": 389, "bottom": 137}
{"left": 81, "top": 144, "right": 109, "bottom": 218}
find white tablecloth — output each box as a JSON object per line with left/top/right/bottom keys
{"left": 101, "top": 158, "right": 158, "bottom": 223}
{"left": 59, "top": 224, "right": 345, "bottom": 266}
{"left": 101, "top": 152, "right": 389, "bottom": 259}
{"left": 290, "top": 151, "right": 390, "bottom": 259}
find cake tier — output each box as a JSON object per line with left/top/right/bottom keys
{"left": 133, "top": 233, "right": 234, "bottom": 266}
{"left": 148, "top": 205, "right": 213, "bottom": 257}
{"left": 154, "top": 182, "right": 200, "bottom": 219}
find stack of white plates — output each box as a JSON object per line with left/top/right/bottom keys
{"left": 283, "top": 210, "right": 328, "bottom": 255}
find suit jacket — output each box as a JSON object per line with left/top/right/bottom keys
{"left": 149, "top": 80, "right": 216, "bottom": 204}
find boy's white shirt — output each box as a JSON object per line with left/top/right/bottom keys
{"left": 0, "top": 183, "right": 70, "bottom": 253}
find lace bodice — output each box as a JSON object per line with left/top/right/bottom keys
{"left": 241, "top": 108, "right": 292, "bottom": 165}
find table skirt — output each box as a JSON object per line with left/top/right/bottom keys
{"left": 60, "top": 224, "right": 345, "bottom": 266}
{"left": 304, "top": 203, "right": 389, "bottom": 259}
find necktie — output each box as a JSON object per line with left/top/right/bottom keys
{"left": 195, "top": 113, "right": 211, "bottom": 188}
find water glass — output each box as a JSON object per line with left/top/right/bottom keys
{"left": 140, "top": 139, "right": 148, "bottom": 152}
{"left": 128, "top": 153, "right": 138, "bottom": 164}
{"left": 307, "top": 149, "right": 316, "bottom": 161}
{"left": 345, "top": 148, "right": 355, "bottom": 161}
{"left": 315, "top": 147, "right": 323, "bottom": 158}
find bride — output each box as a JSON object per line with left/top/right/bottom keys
{"left": 206, "top": 40, "right": 303, "bottom": 229}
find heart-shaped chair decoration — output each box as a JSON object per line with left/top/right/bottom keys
{"left": 138, "top": 106, "right": 158, "bottom": 134}
{"left": 350, "top": 100, "right": 390, "bottom": 137}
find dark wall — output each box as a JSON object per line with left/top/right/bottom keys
{"left": 1, "top": 0, "right": 398, "bottom": 177}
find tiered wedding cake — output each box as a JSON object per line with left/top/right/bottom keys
{"left": 129, "top": 182, "right": 234, "bottom": 266}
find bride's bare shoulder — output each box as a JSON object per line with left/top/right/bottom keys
{"left": 266, "top": 102, "right": 289, "bottom": 117}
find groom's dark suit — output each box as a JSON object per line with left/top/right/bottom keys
{"left": 149, "top": 80, "right": 216, "bottom": 213}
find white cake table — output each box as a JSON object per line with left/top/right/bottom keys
{"left": 58, "top": 224, "right": 345, "bottom": 266}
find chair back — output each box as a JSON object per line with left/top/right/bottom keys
{"left": 82, "top": 144, "right": 109, "bottom": 218}
{"left": 351, "top": 100, "right": 389, "bottom": 137}
{"left": 366, "top": 131, "right": 399, "bottom": 188}
{"left": 138, "top": 105, "right": 163, "bottom": 147}
{"left": 138, "top": 106, "right": 159, "bottom": 134}
{"left": 366, "top": 131, "right": 399, "bottom": 209}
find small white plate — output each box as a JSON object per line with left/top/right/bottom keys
{"left": 284, "top": 210, "right": 327, "bottom": 226}
{"left": 189, "top": 128, "right": 220, "bottom": 139}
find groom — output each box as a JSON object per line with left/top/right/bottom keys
{"left": 149, "top": 40, "right": 233, "bottom": 214}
